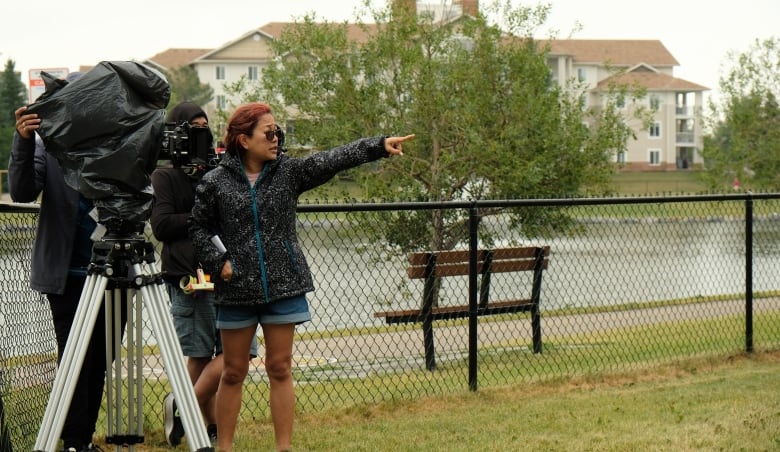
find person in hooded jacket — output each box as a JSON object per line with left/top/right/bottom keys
{"left": 189, "top": 101, "right": 414, "bottom": 452}
{"left": 8, "top": 71, "right": 124, "bottom": 452}
{"left": 150, "top": 101, "right": 257, "bottom": 446}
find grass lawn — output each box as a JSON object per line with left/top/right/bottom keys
{"left": 130, "top": 350, "right": 780, "bottom": 451}
{"left": 609, "top": 170, "right": 709, "bottom": 195}
{"left": 107, "top": 306, "right": 780, "bottom": 451}
{"left": 285, "top": 352, "right": 780, "bottom": 452}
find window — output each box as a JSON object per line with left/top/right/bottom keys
{"left": 283, "top": 119, "right": 315, "bottom": 147}
{"left": 616, "top": 150, "right": 626, "bottom": 164}
{"left": 248, "top": 66, "right": 259, "bottom": 81}
{"left": 649, "top": 122, "right": 661, "bottom": 138}
{"left": 649, "top": 149, "right": 660, "bottom": 165}
{"left": 649, "top": 95, "right": 661, "bottom": 110}
{"left": 577, "top": 68, "right": 586, "bottom": 82}
{"left": 580, "top": 95, "right": 589, "bottom": 110}
{"left": 285, "top": 120, "right": 297, "bottom": 145}
{"left": 216, "top": 95, "right": 226, "bottom": 110}
{"left": 216, "top": 66, "right": 225, "bottom": 80}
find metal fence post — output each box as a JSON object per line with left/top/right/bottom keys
{"left": 422, "top": 253, "right": 437, "bottom": 371}
{"left": 745, "top": 194, "right": 754, "bottom": 353}
{"left": 468, "top": 203, "right": 479, "bottom": 391}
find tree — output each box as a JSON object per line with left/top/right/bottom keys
{"left": 227, "top": 0, "right": 638, "bottom": 252}
{"left": 701, "top": 37, "right": 780, "bottom": 191}
{"left": 0, "top": 59, "right": 27, "bottom": 171}
{"left": 165, "top": 65, "right": 213, "bottom": 114}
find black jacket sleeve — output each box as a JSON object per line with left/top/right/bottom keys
{"left": 8, "top": 133, "right": 46, "bottom": 203}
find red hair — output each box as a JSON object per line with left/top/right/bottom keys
{"left": 224, "top": 102, "right": 273, "bottom": 156}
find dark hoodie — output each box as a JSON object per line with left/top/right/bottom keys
{"left": 168, "top": 101, "right": 208, "bottom": 124}
{"left": 149, "top": 102, "right": 208, "bottom": 283}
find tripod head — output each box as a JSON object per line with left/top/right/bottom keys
{"left": 88, "top": 230, "right": 160, "bottom": 291}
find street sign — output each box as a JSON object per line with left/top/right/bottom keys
{"left": 28, "top": 68, "right": 69, "bottom": 103}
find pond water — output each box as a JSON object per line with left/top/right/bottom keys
{"left": 2, "top": 216, "right": 779, "bottom": 352}
{"left": 299, "top": 216, "right": 780, "bottom": 332}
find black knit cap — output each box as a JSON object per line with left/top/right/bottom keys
{"left": 168, "top": 101, "right": 208, "bottom": 124}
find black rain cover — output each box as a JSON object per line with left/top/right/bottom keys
{"left": 26, "top": 61, "right": 170, "bottom": 233}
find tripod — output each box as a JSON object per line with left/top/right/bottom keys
{"left": 33, "top": 231, "right": 214, "bottom": 451}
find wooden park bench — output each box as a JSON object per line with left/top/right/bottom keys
{"left": 375, "top": 246, "right": 550, "bottom": 370}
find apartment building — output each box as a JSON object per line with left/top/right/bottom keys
{"left": 544, "top": 39, "right": 707, "bottom": 171}
{"left": 145, "top": 0, "right": 707, "bottom": 172}
{"left": 146, "top": 0, "right": 476, "bottom": 128}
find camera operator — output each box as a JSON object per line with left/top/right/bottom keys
{"left": 8, "top": 71, "right": 125, "bottom": 452}
{"left": 150, "top": 102, "right": 256, "bottom": 447}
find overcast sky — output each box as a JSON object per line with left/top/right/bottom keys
{"left": 2, "top": 0, "right": 777, "bottom": 105}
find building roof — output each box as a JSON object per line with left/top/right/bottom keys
{"left": 259, "top": 21, "right": 379, "bottom": 44}
{"left": 540, "top": 39, "right": 679, "bottom": 67}
{"left": 190, "top": 21, "right": 380, "bottom": 63}
{"left": 145, "top": 48, "right": 212, "bottom": 71}
{"left": 149, "top": 26, "right": 705, "bottom": 93}
{"left": 597, "top": 66, "right": 709, "bottom": 92}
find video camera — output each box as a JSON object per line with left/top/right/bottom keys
{"left": 158, "top": 121, "right": 218, "bottom": 171}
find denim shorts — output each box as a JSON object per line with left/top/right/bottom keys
{"left": 216, "top": 295, "right": 311, "bottom": 330}
{"left": 167, "top": 283, "right": 221, "bottom": 358}
{"left": 167, "top": 283, "right": 259, "bottom": 357}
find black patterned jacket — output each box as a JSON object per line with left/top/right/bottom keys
{"left": 189, "top": 136, "right": 387, "bottom": 306}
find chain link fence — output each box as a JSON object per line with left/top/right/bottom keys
{"left": 2, "top": 194, "right": 780, "bottom": 449}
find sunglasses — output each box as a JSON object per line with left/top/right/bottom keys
{"left": 262, "top": 126, "right": 282, "bottom": 142}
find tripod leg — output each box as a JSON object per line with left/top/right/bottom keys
{"left": 104, "top": 289, "right": 114, "bottom": 443}
{"left": 34, "top": 274, "right": 108, "bottom": 452}
{"left": 104, "top": 287, "right": 144, "bottom": 451}
{"left": 123, "top": 286, "right": 145, "bottom": 450}
{"left": 111, "top": 288, "right": 123, "bottom": 441}
{"left": 133, "top": 262, "right": 212, "bottom": 451}
{"left": 129, "top": 285, "right": 145, "bottom": 445}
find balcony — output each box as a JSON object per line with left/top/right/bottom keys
{"left": 675, "top": 105, "right": 696, "bottom": 116}
{"left": 676, "top": 132, "right": 695, "bottom": 143}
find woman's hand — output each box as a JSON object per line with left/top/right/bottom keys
{"left": 15, "top": 106, "right": 40, "bottom": 140}
{"left": 385, "top": 134, "right": 415, "bottom": 156}
{"left": 220, "top": 260, "right": 233, "bottom": 282}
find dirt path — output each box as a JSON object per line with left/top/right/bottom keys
{"left": 15, "top": 297, "right": 776, "bottom": 386}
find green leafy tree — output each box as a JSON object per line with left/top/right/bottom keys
{"left": 226, "top": 0, "right": 639, "bottom": 253}
{"left": 701, "top": 37, "right": 780, "bottom": 191}
{"left": 0, "top": 59, "right": 27, "bottom": 171}
{"left": 165, "top": 65, "right": 213, "bottom": 114}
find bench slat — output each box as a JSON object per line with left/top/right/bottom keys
{"left": 490, "top": 246, "right": 550, "bottom": 259}
{"left": 407, "top": 258, "right": 548, "bottom": 279}
{"left": 407, "top": 246, "right": 549, "bottom": 265}
{"left": 375, "top": 299, "right": 535, "bottom": 324}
